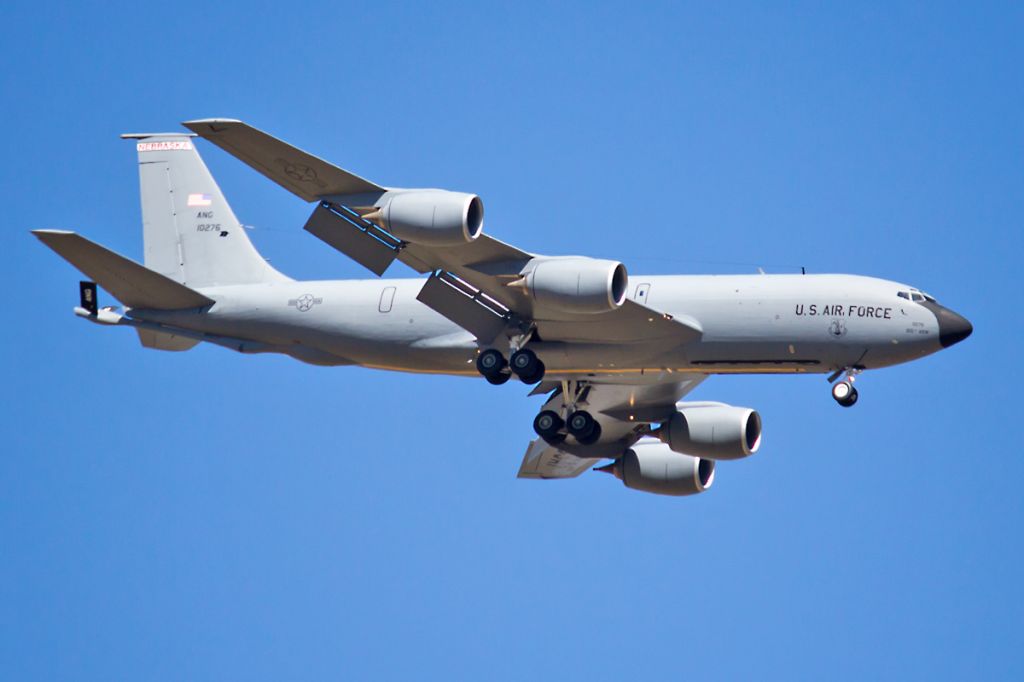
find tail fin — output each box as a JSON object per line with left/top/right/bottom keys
{"left": 122, "top": 132, "right": 290, "bottom": 288}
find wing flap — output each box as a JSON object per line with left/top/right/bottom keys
{"left": 303, "top": 203, "right": 399, "bottom": 276}
{"left": 517, "top": 439, "right": 602, "bottom": 479}
{"left": 415, "top": 272, "right": 509, "bottom": 343}
{"left": 33, "top": 230, "right": 214, "bottom": 310}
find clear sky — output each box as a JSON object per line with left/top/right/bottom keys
{"left": 2, "top": 1, "right": 1021, "bottom": 679}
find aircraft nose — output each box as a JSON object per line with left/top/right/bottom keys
{"left": 935, "top": 305, "right": 973, "bottom": 348}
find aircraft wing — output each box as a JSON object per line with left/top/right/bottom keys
{"left": 183, "top": 119, "right": 701, "bottom": 346}
{"left": 181, "top": 118, "right": 385, "bottom": 201}
{"left": 517, "top": 438, "right": 601, "bottom": 479}
{"left": 518, "top": 375, "right": 707, "bottom": 478}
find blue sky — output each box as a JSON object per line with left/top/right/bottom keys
{"left": 2, "top": 1, "right": 1021, "bottom": 679}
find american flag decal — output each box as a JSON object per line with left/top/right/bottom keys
{"left": 187, "top": 193, "right": 213, "bottom": 207}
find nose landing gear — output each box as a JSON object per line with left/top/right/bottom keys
{"left": 831, "top": 380, "right": 858, "bottom": 407}
{"left": 829, "top": 368, "right": 861, "bottom": 407}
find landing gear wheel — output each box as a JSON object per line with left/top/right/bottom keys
{"left": 510, "top": 349, "right": 545, "bottom": 384}
{"left": 577, "top": 421, "right": 602, "bottom": 446}
{"left": 485, "top": 372, "right": 511, "bottom": 385}
{"left": 477, "top": 349, "right": 506, "bottom": 377}
{"left": 533, "top": 410, "right": 566, "bottom": 445}
{"left": 832, "top": 380, "right": 859, "bottom": 407}
{"left": 566, "top": 410, "right": 601, "bottom": 445}
{"left": 519, "top": 360, "right": 546, "bottom": 385}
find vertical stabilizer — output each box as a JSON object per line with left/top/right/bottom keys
{"left": 123, "top": 133, "right": 289, "bottom": 287}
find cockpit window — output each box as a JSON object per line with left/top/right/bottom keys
{"left": 898, "top": 289, "right": 935, "bottom": 303}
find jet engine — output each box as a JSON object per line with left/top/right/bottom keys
{"left": 524, "top": 257, "right": 628, "bottom": 314}
{"left": 369, "top": 190, "right": 483, "bottom": 246}
{"left": 597, "top": 439, "right": 715, "bottom": 496}
{"left": 656, "top": 402, "right": 762, "bottom": 460}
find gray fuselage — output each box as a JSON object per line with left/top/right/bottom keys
{"left": 137, "top": 273, "right": 964, "bottom": 382}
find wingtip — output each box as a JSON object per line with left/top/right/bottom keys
{"left": 31, "top": 228, "right": 75, "bottom": 238}
{"left": 120, "top": 132, "right": 196, "bottom": 140}
{"left": 182, "top": 118, "right": 244, "bottom": 133}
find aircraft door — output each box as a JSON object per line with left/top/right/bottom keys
{"left": 379, "top": 286, "right": 396, "bottom": 313}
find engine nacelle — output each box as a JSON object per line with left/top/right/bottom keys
{"left": 656, "top": 402, "right": 762, "bottom": 460}
{"left": 376, "top": 190, "right": 483, "bottom": 246}
{"left": 525, "top": 257, "right": 628, "bottom": 315}
{"left": 598, "top": 440, "right": 715, "bottom": 497}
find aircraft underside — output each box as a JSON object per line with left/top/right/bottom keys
{"left": 34, "top": 119, "right": 972, "bottom": 497}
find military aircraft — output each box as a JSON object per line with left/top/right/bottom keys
{"left": 34, "top": 120, "right": 972, "bottom": 497}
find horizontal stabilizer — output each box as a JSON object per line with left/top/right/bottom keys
{"left": 32, "top": 230, "right": 215, "bottom": 310}
{"left": 182, "top": 119, "right": 384, "bottom": 202}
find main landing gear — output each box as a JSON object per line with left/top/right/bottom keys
{"left": 533, "top": 408, "right": 602, "bottom": 445}
{"left": 531, "top": 381, "right": 602, "bottom": 446}
{"left": 533, "top": 410, "right": 565, "bottom": 444}
{"left": 476, "top": 349, "right": 510, "bottom": 385}
{"left": 476, "top": 347, "right": 545, "bottom": 385}
{"left": 829, "top": 369, "right": 861, "bottom": 408}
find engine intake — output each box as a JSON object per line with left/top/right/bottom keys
{"left": 525, "top": 257, "right": 628, "bottom": 315}
{"left": 656, "top": 402, "right": 762, "bottom": 460}
{"left": 597, "top": 439, "right": 714, "bottom": 496}
{"left": 374, "top": 190, "right": 483, "bottom": 246}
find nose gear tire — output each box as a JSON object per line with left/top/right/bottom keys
{"left": 832, "top": 380, "right": 858, "bottom": 407}
{"left": 838, "top": 387, "right": 858, "bottom": 407}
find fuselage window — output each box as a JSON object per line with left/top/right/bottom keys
{"left": 897, "top": 291, "right": 910, "bottom": 300}
{"left": 911, "top": 292, "right": 926, "bottom": 303}
{"left": 379, "top": 286, "right": 396, "bottom": 313}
